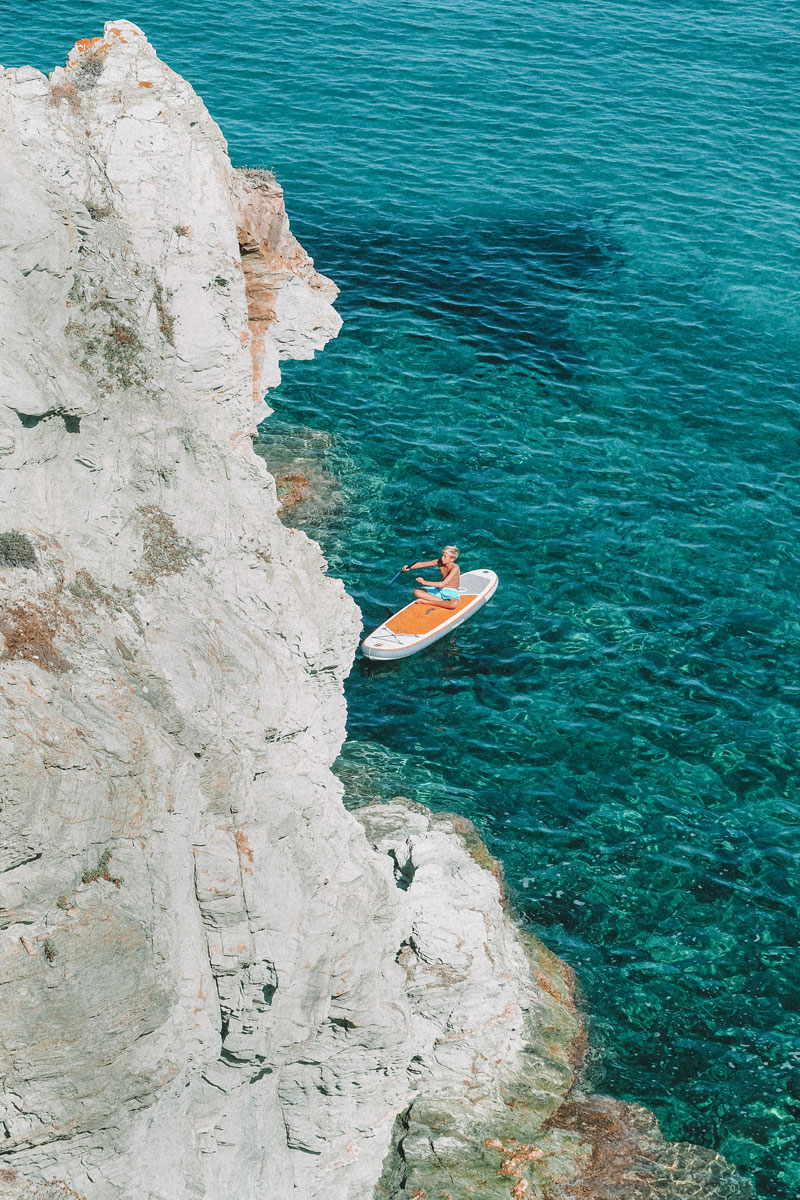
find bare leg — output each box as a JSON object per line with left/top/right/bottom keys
{"left": 414, "top": 589, "right": 458, "bottom": 609}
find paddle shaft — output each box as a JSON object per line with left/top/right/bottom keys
{"left": 389, "top": 557, "right": 427, "bottom": 585}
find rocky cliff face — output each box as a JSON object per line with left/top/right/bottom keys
{"left": 0, "top": 23, "right": 750, "bottom": 1200}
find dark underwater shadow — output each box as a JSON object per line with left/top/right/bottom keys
{"left": 292, "top": 211, "right": 623, "bottom": 374}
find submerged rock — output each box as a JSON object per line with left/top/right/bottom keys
{"left": 0, "top": 21, "right": 750, "bottom": 1200}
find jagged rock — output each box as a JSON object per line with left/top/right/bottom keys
{"left": 232, "top": 168, "right": 342, "bottom": 400}
{"left": 0, "top": 21, "right": 396, "bottom": 1199}
{"left": 358, "top": 804, "right": 751, "bottom": 1200}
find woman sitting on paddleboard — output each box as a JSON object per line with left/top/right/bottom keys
{"left": 402, "top": 546, "right": 461, "bottom": 609}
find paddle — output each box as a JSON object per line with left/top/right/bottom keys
{"left": 389, "top": 553, "right": 428, "bottom": 584}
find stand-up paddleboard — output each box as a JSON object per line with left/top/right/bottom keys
{"left": 361, "top": 569, "right": 498, "bottom": 660}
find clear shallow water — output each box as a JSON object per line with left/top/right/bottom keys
{"left": 4, "top": 2, "right": 800, "bottom": 1195}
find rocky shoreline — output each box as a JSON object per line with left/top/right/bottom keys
{"left": 0, "top": 23, "right": 749, "bottom": 1200}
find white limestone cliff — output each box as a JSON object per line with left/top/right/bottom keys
{"left": 0, "top": 23, "right": 750, "bottom": 1200}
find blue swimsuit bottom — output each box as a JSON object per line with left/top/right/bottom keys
{"left": 422, "top": 585, "right": 460, "bottom": 600}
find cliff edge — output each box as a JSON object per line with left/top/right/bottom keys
{"left": 0, "top": 23, "right": 750, "bottom": 1200}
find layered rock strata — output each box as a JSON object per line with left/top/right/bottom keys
{"left": 0, "top": 23, "right": 750, "bottom": 1200}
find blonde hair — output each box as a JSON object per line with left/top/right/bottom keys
{"left": 442, "top": 545, "right": 459, "bottom": 560}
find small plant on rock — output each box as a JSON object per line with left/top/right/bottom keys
{"left": 81, "top": 848, "right": 123, "bottom": 888}
{"left": 239, "top": 166, "right": 279, "bottom": 187}
{"left": 23, "top": 1178, "right": 88, "bottom": 1199}
{"left": 153, "top": 280, "right": 175, "bottom": 345}
{"left": 134, "top": 505, "right": 198, "bottom": 585}
{"left": 74, "top": 51, "right": 105, "bottom": 90}
{"left": 0, "top": 530, "right": 36, "bottom": 568}
{"left": 109, "top": 320, "right": 138, "bottom": 349}
{"left": 86, "top": 201, "right": 112, "bottom": 220}
{"left": 67, "top": 567, "right": 111, "bottom": 609}
{"left": 102, "top": 318, "right": 145, "bottom": 388}
{"left": 49, "top": 79, "right": 82, "bottom": 112}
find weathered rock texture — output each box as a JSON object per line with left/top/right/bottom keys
{"left": 233, "top": 168, "right": 341, "bottom": 402}
{"left": 0, "top": 22, "right": 750, "bottom": 1200}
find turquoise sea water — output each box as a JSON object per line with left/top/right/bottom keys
{"left": 4, "top": 3, "right": 800, "bottom": 1194}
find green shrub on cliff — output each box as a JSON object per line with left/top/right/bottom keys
{"left": 82, "top": 847, "right": 122, "bottom": 888}
{"left": 0, "top": 530, "right": 36, "bottom": 568}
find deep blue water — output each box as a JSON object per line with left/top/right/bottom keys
{"left": 4, "top": 4, "right": 800, "bottom": 1195}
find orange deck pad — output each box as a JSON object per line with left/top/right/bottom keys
{"left": 386, "top": 596, "right": 473, "bottom": 636}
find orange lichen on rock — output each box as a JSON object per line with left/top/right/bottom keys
{"left": 235, "top": 829, "right": 255, "bottom": 868}
{"left": 534, "top": 968, "right": 563, "bottom": 1005}
{"left": 31, "top": 1179, "right": 88, "bottom": 1199}
{"left": 0, "top": 602, "right": 70, "bottom": 674}
{"left": 138, "top": 80, "right": 153, "bottom": 88}
{"left": 72, "top": 36, "right": 103, "bottom": 55}
{"left": 66, "top": 35, "right": 110, "bottom": 72}
{"left": 496, "top": 1143, "right": 544, "bottom": 1176}
{"left": 66, "top": 24, "right": 133, "bottom": 73}
{"left": 483, "top": 1137, "right": 544, "bottom": 1195}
